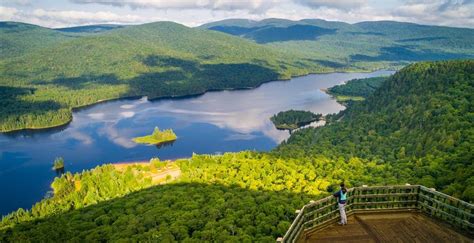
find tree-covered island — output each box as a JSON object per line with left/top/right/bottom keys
{"left": 326, "top": 76, "right": 388, "bottom": 104}
{"left": 133, "top": 127, "right": 177, "bottom": 145}
{"left": 270, "top": 110, "right": 323, "bottom": 130}
{"left": 52, "top": 157, "right": 65, "bottom": 170}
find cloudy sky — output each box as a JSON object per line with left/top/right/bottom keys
{"left": 1, "top": 0, "right": 473, "bottom": 28}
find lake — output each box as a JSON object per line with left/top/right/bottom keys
{"left": 0, "top": 70, "right": 393, "bottom": 215}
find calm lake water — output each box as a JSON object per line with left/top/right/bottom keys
{"left": 0, "top": 70, "right": 393, "bottom": 215}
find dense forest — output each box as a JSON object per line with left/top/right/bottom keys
{"left": 327, "top": 76, "right": 388, "bottom": 99}
{"left": 277, "top": 60, "right": 474, "bottom": 201}
{"left": 0, "top": 153, "right": 388, "bottom": 241}
{"left": 1, "top": 60, "right": 471, "bottom": 241}
{"left": 270, "top": 110, "right": 322, "bottom": 130}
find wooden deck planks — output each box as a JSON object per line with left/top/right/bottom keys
{"left": 303, "top": 212, "right": 472, "bottom": 243}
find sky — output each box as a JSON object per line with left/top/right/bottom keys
{"left": 1, "top": 0, "right": 473, "bottom": 28}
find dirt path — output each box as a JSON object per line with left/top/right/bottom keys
{"left": 151, "top": 167, "right": 181, "bottom": 184}
{"left": 113, "top": 161, "right": 182, "bottom": 184}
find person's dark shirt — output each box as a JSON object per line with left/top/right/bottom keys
{"left": 333, "top": 189, "right": 347, "bottom": 204}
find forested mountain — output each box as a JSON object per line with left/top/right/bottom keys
{"left": 1, "top": 60, "right": 471, "bottom": 242}
{"left": 203, "top": 18, "right": 474, "bottom": 69}
{"left": 0, "top": 22, "right": 77, "bottom": 59}
{"left": 0, "top": 21, "right": 324, "bottom": 132}
{"left": 277, "top": 60, "right": 474, "bottom": 201}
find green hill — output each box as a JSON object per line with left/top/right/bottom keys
{"left": 0, "top": 22, "right": 78, "bottom": 59}
{"left": 277, "top": 60, "right": 474, "bottom": 200}
{"left": 0, "top": 21, "right": 325, "bottom": 132}
{"left": 203, "top": 19, "right": 474, "bottom": 69}
{"left": 1, "top": 60, "right": 471, "bottom": 242}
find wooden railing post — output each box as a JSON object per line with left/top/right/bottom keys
{"left": 279, "top": 185, "right": 473, "bottom": 242}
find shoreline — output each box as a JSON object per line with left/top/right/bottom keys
{"left": 1, "top": 68, "right": 393, "bottom": 133}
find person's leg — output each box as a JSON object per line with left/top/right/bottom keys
{"left": 342, "top": 204, "right": 347, "bottom": 224}
{"left": 338, "top": 203, "right": 344, "bottom": 224}
{"left": 339, "top": 203, "right": 347, "bottom": 225}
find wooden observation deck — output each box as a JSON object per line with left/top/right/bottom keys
{"left": 278, "top": 185, "right": 473, "bottom": 242}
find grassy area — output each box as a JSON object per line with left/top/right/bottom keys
{"left": 132, "top": 127, "right": 177, "bottom": 145}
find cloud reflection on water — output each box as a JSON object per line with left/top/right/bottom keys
{"left": 50, "top": 71, "right": 393, "bottom": 147}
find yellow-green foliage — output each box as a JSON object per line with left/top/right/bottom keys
{"left": 52, "top": 157, "right": 65, "bottom": 170}
{"left": 0, "top": 165, "right": 153, "bottom": 230}
{"left": 133, "top": 127, "right": 177, "bottom": 145}
{"left": 0, "top": 151, "right": 389, "bottom": 241}
{"left": 149, "top": 157, "right": 166, "bottom": 170}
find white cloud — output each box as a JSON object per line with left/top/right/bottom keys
{"left": 71, "top": 0, "right": 280, "bottom": 13}
{"left": 1, "top": 0, "right": 473, "bottom": 28}
{"left": 0, "top": 6, "right": 19, "bottom": 20}
{"left": 120, "top": 104, "right": 135, "bottom": 109}
{"left": 120, "top": 111, "right": 135, "bottom": 118}
{"left": 32, "top": 8, "right": 146, "bottom": 25}
{"left": 99, "top": 123, "right": 137, "bottom": 148}
{"left": 68, "top": 131, "right": 94, "bottom": 145}
{"left": 3, "top": 0, "right": 31, "bottom": 6}
{"left": 88, "top": 112, "right": 105, "bottom": 120}
{"left": 295, "top": 0, "right": 367, "bottom": 10}
{"left": 392, "top": 0, "right": 474, "bottom": 27}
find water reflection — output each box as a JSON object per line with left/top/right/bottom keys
{"left": 55, "top": 167, "right": 65, "bottom": 176}
{"left": 0, "top": 70, "right": 394, "bottom": 215}
{"left": 155, "top": 140, "right": 175, "bottom": 149}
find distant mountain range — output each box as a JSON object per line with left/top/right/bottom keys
{"left": 201, "top": 18, "right": 474, "bottom": 64}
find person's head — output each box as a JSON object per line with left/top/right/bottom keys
{"left": 340, "top": 182, "right": 347, "bottom": 193}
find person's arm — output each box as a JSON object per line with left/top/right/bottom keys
{"left": 333, "top": 190, "right": 340, "bottom": 198}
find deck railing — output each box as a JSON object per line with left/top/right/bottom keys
{"left": 277, "top": 184, "right": 473, "bottom": 243}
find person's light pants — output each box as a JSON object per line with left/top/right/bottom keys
{"left": 338, "top": 203, "right": 347, "bottom": 224}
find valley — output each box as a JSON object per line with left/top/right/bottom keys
{"left": 0, "top": 12, "right": 473, "bottom": 242}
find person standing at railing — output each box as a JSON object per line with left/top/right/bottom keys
{"left": 333, "top": 182, "right": 348, "bottom": 225}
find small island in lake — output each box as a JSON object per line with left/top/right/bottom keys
{"left": 270, "top": 110, "right": 322, "bottom": 130}
{"left": 133, "top": 127, "right": 177, "bottom": 145}
{"left": 52, "top": 157, "right": 65, "bottom": 170}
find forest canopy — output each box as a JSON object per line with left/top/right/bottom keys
{"left": 277, "top": 60, "right": 474, "bottom": 202}
{"left": 326, "top": 76, "right": 388, "bottom": 102}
